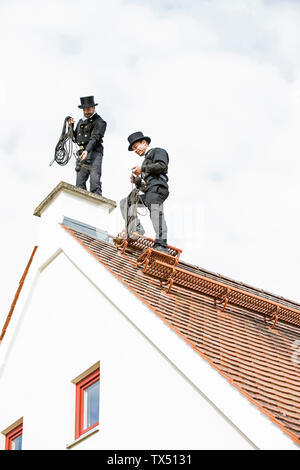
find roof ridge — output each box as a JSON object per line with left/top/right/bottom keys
{"left": 177, "top": 260, "right": 300, "bottom": 311}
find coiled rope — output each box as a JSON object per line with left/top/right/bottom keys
{"left": 49, "top": 116, "right": 76, "bottom": 166}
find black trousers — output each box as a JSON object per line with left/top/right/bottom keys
{"left": 76, "top": 151, "right": 103, "bottom": 195}
{"left": 120, "top": 185, "right": 169, "bottom": 248}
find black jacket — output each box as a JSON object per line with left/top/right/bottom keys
{"left": 74, "top": 113, "right": 107, "bottom": 154}
{"left": 141, "top": 147, "right": 169, "bottom": 191}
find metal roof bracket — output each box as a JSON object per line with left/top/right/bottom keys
{"left": 214, "top": 287, "right": 231, "bottom": 312}
{"left": 264, "top": 306, "right": 279, "bottom": 330}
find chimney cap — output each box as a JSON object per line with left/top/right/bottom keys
{"left": 33, "top": 181, "right": 117, "bottom": 217}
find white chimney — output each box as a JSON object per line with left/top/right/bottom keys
{"left": 33, "top": 181, "right": 117, "bottom": 250}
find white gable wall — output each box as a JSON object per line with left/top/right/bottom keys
{"left": 0, "top": 250, "right": 254, "bottom": 450}
{"left": 0, "top": 180, "right": 298, "bottom": 450}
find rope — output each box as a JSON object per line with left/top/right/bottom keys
{"left": 49, "top": 116, "right": 77, "bottom": 166}
{"left": 124, "top": 188, "right": 141, "bottom": 237}
{"left": 131, "top": 179, "right": 148, "bottom": 216}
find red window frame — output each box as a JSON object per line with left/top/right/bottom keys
{"left": 5, "top": 423, "right": 23, "bottom": 450}
{"left": 75, "top": 368, "right": 100, "bottom": 440}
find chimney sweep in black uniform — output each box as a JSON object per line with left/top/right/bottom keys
{"left": 68, "top": 96, "right": 107, "bottom": 195}
{"left": 119, "top": 131, "right": 169, "bottom": 253}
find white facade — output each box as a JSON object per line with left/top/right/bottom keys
{"left": 0, "top": 183, "right": 298, "bottom": 450}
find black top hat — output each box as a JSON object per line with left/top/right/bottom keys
{"left": 78, "top": 96, "right": 98, "bottom": 109}
{"left": 128, "top": 131, "right": 151, "bottom": 151}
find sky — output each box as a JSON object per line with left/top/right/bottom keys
{"left": 1, "top": 0, "right": 300, "bottom": 321}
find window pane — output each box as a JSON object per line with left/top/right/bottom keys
{"left": 83, "top": 380, "right": 99, "bottom": 430}
{"left": 11, "top": 434, "right": 22, "bottom": 450}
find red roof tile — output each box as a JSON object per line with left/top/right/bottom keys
{"left": 62, "top": 225, "right": 300, "bottom": 446}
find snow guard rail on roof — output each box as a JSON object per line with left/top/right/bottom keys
{"left": 114, "top": 235, "right": 300, "bottom": 330}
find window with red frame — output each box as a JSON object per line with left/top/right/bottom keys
{"left": 75, "top": 368, "right": 100, "bottom": 439}
{"left": 5, "top": 423, "right": 23, "bottom": 450}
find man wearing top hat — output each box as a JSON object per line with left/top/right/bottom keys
{"left": 119, "top": 131, "right": 169, "bottom": 253}
{"left": 68, "top": 96, "right": 107, "bottom": 195}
